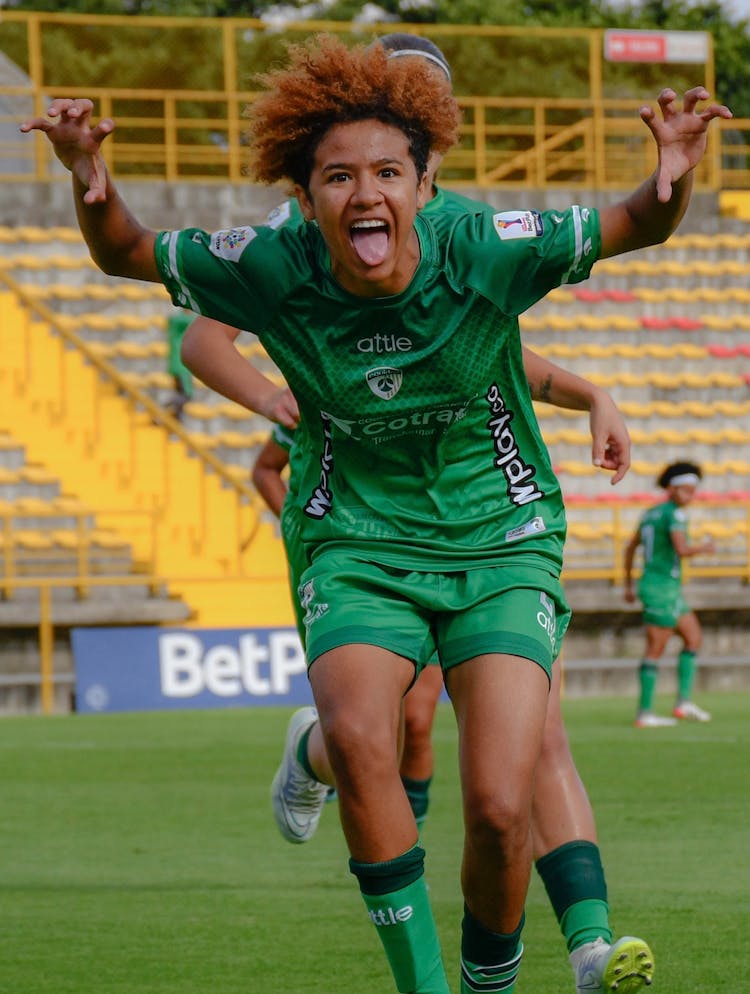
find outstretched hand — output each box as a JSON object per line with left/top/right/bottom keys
{"left": 20, "top": 98, "right": 114, "bottom": 204}
{"left": 589, "top": 391, "right": 631, "bottom": 485}
{"left": 640, "top": 87, "right": 733, "bottom": 203}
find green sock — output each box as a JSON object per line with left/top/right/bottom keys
{"left": 350, "top": 845, "right": 449, "bottom": 994}
{"left": 295, "top": 727, "right": 317, "bottom": 779}
{"left": 535, "top": 840, "right": 611, "bottom": 952}
{"left": 460, "top": 906, "right": 524, "bottom": 993}
{"left": 638, "top": 661, "right": 659, "bottom": 713}
{"left": 677, "top": 650, "right": 697, "bottom": 702}
{"left": 401, "top": 775, "right": 432, "bottom": 829}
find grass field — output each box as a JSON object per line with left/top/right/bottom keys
{"left": 1, "top": 690, "right": 748, "bottom": 994}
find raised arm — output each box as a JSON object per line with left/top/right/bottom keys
{"left": 21, "top": 98, "right": 159, "bottom": 280}
{"left": 670, "top": 529, "right": 715, "bottom": 559}
{"left": 181, "top": 317, "right": 300, "bottom": 429}
{"left": 523, "top": 347, "right": 630, "bottom": 484}
{"left": 598, "top": 87, "right": 732, "bottom": 258}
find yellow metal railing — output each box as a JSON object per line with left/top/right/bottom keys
{"left": 0, "top": 504, "right": 159, "bottom": 599}
{"left": 4, "top": 574, "right": 183, "bottom": 715}
{"left": 5, "top": 86, "right": 747, "bottom": 191}
{"left": 0, "top": 11, "right": 746, "bottom": 191}
{"left": 562, "top": 497, "right": 750, "bottom": 584}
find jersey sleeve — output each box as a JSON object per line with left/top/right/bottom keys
{"left": 271, "top": 423, "right": 296, "bottom": 453}
{"left": 153, "top": 225, "right": 301, "bottom": 332}
{"left": 264, "top": 198, "right": 304, "bottom": 230}
{"left": 446, "top": 205, "right": 601, "bottom": 316}
{"left": 669, "top": 506, "right": 688, "bottom": 535}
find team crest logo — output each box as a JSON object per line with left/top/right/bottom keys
{"left": 366, "top": 367, "right": 402, "bottom": 399}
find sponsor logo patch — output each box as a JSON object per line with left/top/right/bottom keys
{"left": 299, "top": 579, "right": 329, "bottom": 629}
{"left": 492, "top": 210, "right": 544, "bottom": 240}
{"left": 366, "top": 367, "right": 403, "bottom": 400}
{"left": 368, "top": 905, "right": 414, "bottom": 926}
{"left": 208, "top": 226, "right": 257, "bottom": 261}
{"left": 265, "top": 201, "right": 291, "bottom": 229}
{"left": 537, "top": 591, "right": 557, "bottom": 649}
{"left": 486, "top": 383, "right": 544, "bottom": 506}
{"left": 505, "top": 515, "right": 546, "bottom": 542}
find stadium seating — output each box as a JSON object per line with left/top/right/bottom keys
{"left": 0, "top": 221, "right": 747, "bottom": 623}
{"left": 0, "top": 430, "right": 178, "bottom": 607}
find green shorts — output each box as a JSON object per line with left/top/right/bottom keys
{"left": 296, "top": 550, "right": 570, "bottom": 681}
{"left": 639, "top": 582, "right": 690, "bottom": 629}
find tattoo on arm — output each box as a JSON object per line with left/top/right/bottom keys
{"left": 530, "top": 373, "right": 553, "bottom": 403}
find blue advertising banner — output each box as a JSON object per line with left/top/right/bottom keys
{"left": 72, "top": 626, "right": 314, "bottom": 713}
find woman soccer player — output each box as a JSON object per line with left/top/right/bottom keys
{"left": 22, "top": 35, "right": 730, "bottom": 994}
{"left": 624, "top": 460, "right": 715, "bottom": 727}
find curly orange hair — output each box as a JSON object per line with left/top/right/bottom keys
{"left": 246, "top": 34, "right": 461, "bottom": 188}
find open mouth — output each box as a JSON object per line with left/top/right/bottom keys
{"left": 350, "top": 218, "right": 390, "bottom": 266}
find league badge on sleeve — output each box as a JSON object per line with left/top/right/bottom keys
{"left": 209, "top": 226, "right": 257, "bottom": 261}
{"left": 492, "top": 211, "right": 544, "bottom": 240}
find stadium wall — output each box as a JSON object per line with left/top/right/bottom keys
{"left": 0, "top": 180, "right": 731, "bottom": 235}
{"left": 1, "top": 592, "right": 748, "bottom": 715}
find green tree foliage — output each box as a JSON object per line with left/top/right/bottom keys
{"left": 4, "top": 0, "right": 748, "bottom": 114}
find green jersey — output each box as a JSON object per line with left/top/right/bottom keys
{"left": 637, "top": 500, "right": 688, "bottom": 587}
{"left": 270, "top": 422, "right": 295, "bottom": 453}
{"left": 166, "top": 309, "right": 195, "bottom": 394}
{"left": 155, "top": 202, "right": 600, "bottom": 573}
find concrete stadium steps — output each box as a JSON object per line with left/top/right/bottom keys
{"left": 0, "top": 286, "right": 290, "bottom": 627}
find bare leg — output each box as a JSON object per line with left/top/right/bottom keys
{"left": 531, "top": 661, "right": 596, "bottom": 858}
{"left": 446, "top": 652, "right": 549, "bottom": 933}
{"left": 401, "top": 663, "right": 444, "bottom": 781}
{"left": 309, "top": 644, "right": 416, "bottom": 859}
{"left": 675, "top": 610, "right": 702, "bottom": 653}
{"left": 644, "top": 623, "right": 673, "bottom": 660}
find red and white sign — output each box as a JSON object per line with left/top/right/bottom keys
{"left": 604, "top": 30, "right": 709, "bottom": 64}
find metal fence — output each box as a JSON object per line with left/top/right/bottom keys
{"left": 0, "top": 11, "right": 747, "bottom": 191}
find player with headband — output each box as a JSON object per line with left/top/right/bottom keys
{"left": 624, "top": 460, "right": 715, "bottom": 726}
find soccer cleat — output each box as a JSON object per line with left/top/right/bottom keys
{"left": 634, "top": 712, "right": 677, "bottom": 728}
{"left": 673, "top": 700, "right": 711, "bottom": 722}
{"left": 271, "top": 707, "right": 329, "bottom": 844}
{"left": 571, "top": 936, "right": 654, "bottom": 993}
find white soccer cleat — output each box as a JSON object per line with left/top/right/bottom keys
{"left": 271, "top": 706, "right": 329, "bottom": 844}
{"left": 634, "top": 712, "right": 677, "bottom": 728}
{"left": 571, "top": 936, "right": 654, "bottom": 993}
{"left": 672, "top": 700, "right": 711, "bottom": 722}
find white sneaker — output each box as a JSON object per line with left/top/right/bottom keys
{"left": 271, "top": 707, "right": 329, "bottom": 844}
{"left": 673, "top": 700, "right": 711, "bottom": 722}
{"left": 571, "top": 936, "right": 654, "bottom": 992}
{"left": 634, "top": 712, "right": 677, "bottom": 728}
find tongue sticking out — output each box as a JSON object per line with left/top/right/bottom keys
{"left": 351, "top": 226, "right": 389, "bottom": 266}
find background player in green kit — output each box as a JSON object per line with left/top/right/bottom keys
{"left": 164, "top": 306, "right": 195, "bottom": 420}
{"left": 23, "top": 35, "right": 731, "bottom": 994}
{"left": 624, "top": 461, "right": 715, "bottom": 728}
